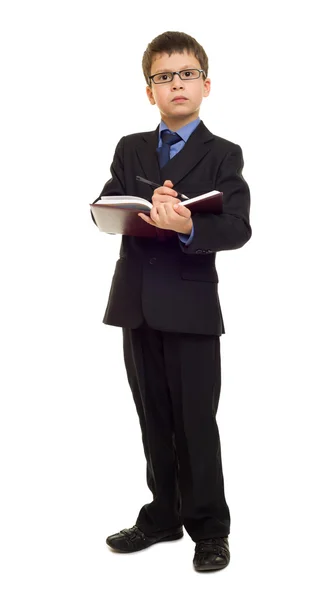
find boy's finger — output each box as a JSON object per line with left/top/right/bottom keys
{"left": 158, "top": 186, "right": 177, "bottom": 196}
{"left": 163, "top": 179, "right": 174, "bottom": 188}
{"left": 138, "top": 213, "right": 155, "bottom": 225}
{"left": 174, "top": 204, "right": 191, "bottom": 218}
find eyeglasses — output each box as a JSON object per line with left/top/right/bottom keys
{"left": 149, "top": 69, "right": 206, "bottom": 85}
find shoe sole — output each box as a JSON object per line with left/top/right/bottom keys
{"left": 193, "top": 561, "right": 230, "bottom": 572}
{"left": 107, "top": 531, "right": 184, "bottom": 553}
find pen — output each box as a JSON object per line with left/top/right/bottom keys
{"left": 136, "top": 175, "right": 189, "bottom": 200}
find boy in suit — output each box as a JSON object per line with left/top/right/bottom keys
{"left": 91, "top": 31, "right": 251, "bottom": 571}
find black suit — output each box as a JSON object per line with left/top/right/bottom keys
{"left": 92, "top": 121, "right": 251, "bottom": 541}
{"left": 92, "top": 120, "right": 251, "bottom": 336}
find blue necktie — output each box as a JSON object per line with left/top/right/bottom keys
{"left": 158, "top": 130, "right": 182, "bottom": 168}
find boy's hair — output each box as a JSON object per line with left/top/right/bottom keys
{"left": 142, "top": 31, "right": 209, "bottom": 85}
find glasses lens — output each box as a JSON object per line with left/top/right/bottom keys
{"left": 179, "top": 69, "right": 200, "bottom": 80}
{"left": 152, "top": 72, "right": 173, "bottom": 84}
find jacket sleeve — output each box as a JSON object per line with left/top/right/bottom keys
{"left": 179, "top": 145, "right": 252, "bottom": 254}
{"left": 90, "top": 136, "right": 126, "bottom": 227}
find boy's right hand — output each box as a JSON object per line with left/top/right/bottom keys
{"left": 152, "top": 180, "right": 179, "bottom": 207}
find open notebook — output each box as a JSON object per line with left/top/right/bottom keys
{"left": 90, "top": 190, "right": 223, "bottom": 237}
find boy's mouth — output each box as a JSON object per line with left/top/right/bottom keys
{"left": 172, "top": 96, "right": 188, "bottom": 103}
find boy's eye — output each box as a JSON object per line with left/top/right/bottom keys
{"left": 155, "top": 73, "right": 172, "bottom": 82}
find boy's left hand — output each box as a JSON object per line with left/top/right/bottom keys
{"left": 138, "top": 202, "right": 193, "bottom": 235}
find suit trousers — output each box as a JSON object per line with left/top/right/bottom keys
{"left": 122, "top": 319, "right": 231, "bottom": 542}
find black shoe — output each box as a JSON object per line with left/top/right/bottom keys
{"left": 193, "top": 537, "right": 230, "bottom": 571}
{"left": 106, "top": 525, "right": 183, "bottom": 553}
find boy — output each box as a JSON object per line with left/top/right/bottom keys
{"left": 91, "top": 31, "right": 251, "bottom": 572}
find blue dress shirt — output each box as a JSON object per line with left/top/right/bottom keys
{"left": 158, "top": 118, "right": 201, "bottom": 245}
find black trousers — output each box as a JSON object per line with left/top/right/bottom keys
{"left": 122, "top": 320, "right": 231, "bottom": 542}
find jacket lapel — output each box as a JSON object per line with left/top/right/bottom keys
{"left": 135, "top": 121, "right": 215, "bottom": 188}
{"left": 161, "top": 121, "right": 214, "bottom": 186}
{"left": 135, "top": 126, "right": 161, "bottom": 185}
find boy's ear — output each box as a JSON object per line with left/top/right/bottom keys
{"left": 203, "top": 77, "right": 211, "bottom": 97}
{"left": 146, "top": 85, "right": 156, "bottom": 105}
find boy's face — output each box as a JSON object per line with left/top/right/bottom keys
{"left": 146, "top": 51, "right": 211, "bottom": 129}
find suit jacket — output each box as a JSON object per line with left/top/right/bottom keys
{"left": 91, "top": 120, "right": 252, "bottom": 335}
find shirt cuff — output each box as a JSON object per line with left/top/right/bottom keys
{"left": 178, "top": 224, "right": 194, "bottom": 246}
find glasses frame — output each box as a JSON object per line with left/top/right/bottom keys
{"left": 149, "top": 69, "right": 206, "bottom": 85}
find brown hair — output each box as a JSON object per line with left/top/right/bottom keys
{"left": 142, "top": 31, "right": 209, "bottom": 85}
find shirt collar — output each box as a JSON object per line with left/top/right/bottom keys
{"left": 159, "top": 117, "right": 201, "bottom": 143}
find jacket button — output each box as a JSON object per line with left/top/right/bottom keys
{"left": 149, "top": 257, "right": 157, "bottom": 264}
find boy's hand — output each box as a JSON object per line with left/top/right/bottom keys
{"left": 138, "top": 202, "right": 193, "bottom": 235}
{"left": 152, "top": 180, "right": 179, "bottom": 207}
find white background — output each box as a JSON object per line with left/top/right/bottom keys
{"left": 1, "top": 0, "right": 331, "bottom": 597}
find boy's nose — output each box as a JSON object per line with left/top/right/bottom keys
{"left": 171, "top": 74, "right": 184, "bottom": 89}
